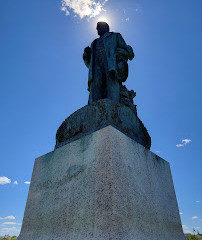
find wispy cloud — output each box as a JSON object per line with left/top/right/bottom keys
{"left": 24, "top": 181, "right": 30, "bottom": 185}
{"left": 182, "top": 224, "right": 191, "bottom": 234}
{"left": 192, "top": 216, "right": 199, "bottom": 219}
{"left": 61, "top": 0, "right": 108, "bottom": 19}
{"left": 135, "top": 8, "right": 142, "bottom": 12}
{"left": 176, "top": 144, "right": 184, "bottom": 147}
{"left": 176, "top": 139, "right": 191, "bottom": 147}
{"left": 126, "top": 17, "right": 130, "bottom": 21}
{"left": 0, "top": 216, "right": 15, "bottom": 220}
{"left": 0, "top": 227, "right": 18, "bottom": 232}
{"left": 3, "top": 222, "right": 17, "bottom": 225}
{"left": 194, "top": 226, "right": 200, "bottom": 229}
{"left": 182, "top": 139, "right": 191, "bottom": 144}
{"left": 0, "top": 176, "right": 11, "bottom": 185}
{"left": 195, "top": 201, "right": 200, "bottom": 203}
{"left": 13, "top": 180, "right": 18, "bottom": 185}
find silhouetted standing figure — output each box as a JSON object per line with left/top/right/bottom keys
{"left": 83, "top": 22, "right": 134, "bottom": 104}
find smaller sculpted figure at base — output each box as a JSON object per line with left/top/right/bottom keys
{"left": 120, "top": 84, "right": 137, "bottom": 114}
{"left": 83, "top": 22, "right": 134, "bottom": 104}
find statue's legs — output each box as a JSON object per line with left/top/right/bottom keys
{"left": 88, "top": 64, "right": 106, "bottom": 104}
{"left": 106, "top": 71, "right": 120, "bottom": 102}
{"left": 88, "top": 70, "right": 120, "bottom": 104}
{"left": 89, "top": 50, "right": 120, "bottom": 104}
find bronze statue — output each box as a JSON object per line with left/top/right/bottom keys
{"left": 83, "top": 22, "right": 135, "bottom": 104}
{"left": 56, "top": 22, "right": 151, "bottom": 150}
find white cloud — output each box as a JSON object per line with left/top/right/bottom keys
{"left": 180, "top": 212, "right": 183, "bottom": 215}
{"left": 61, "top": 6, "right": 70, "bottom": 16}
{"left": 195, "top": 201, "right": 200, "bottom": 203}
{"left": 0, "top": 216, "right": 15, "bottom": 220}
{"left": 192, "top": 216, "right": 199, "bottom": 219}
{"left": 61, "top": 0, "right": 108, "bottom": 19}
{"left": 1, "top": 227, "right": 18, "bottom": 230}
{"left": 182, "top": 139, "right": 191, "bottom": 144}
{"left": 176, "top": 144, "right": 184, "bottom": 147}
{"left": 13, "top": 180, "right": 18, "bottom": 185}
{"left": 182, "top": 225, "right": 191, "bottom": 234}
{"left": 24, "top": 181, "right": 30, "bottom": 185}
{"left": 176, "top": 139, "right": 191, "bottom": 147}
{"left": 126, "top": 17, "right": 130, "bottom": 21}
{"left": 0, "top": 176, "right": 11, "bottom": 185}
{"left": 0, "top": 227, "right": 18, "bottom": 232}
{"left": 3, "top": 222, "right": 17, "bottom": 225}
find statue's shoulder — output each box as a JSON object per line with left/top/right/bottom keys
{"left": 115, "top": 32, "right": 123, "bottom": 38}
{"left": 109, "top": 32, "right": 123, "bottom": 39}
{"left": 110, "top": 32, "right": 121, "bottom": 35}
{"left": 104, "top": 32, "right": 120, "bottom": 40}
{"left": 90, "top": 38, "right": 98, "bottom": 48}
{"left": 106, "top": 32, "right": 118, "bottom": 36}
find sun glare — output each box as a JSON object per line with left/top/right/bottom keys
{"left": 91, "top": 14, "right": 115, "bottom": 34}
{"left": 97, "top": 16, "right": 109, "bottom": 23}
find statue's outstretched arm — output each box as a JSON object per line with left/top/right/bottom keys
{"left": 83, "top": 46, "right": 91, "bottom": 68}
{"left": 117, "top": 33, "right": 135, "bottom": 60}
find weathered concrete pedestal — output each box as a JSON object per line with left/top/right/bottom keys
{"left": 18, "top": 125, "right": 185, "bottom": 240}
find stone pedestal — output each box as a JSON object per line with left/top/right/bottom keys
{"left": 55, "top": 99, "right": 151, "bottom": 150}
{"left": 18, "top": 126, "right": 185, "bottom": 240}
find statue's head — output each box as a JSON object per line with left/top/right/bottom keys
{"left": 96, "top": 22, "right": 110, "bottom": 36}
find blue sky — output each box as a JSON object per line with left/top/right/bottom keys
{"left": 0, "top": 0, "right": 202, "bottom": 236}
